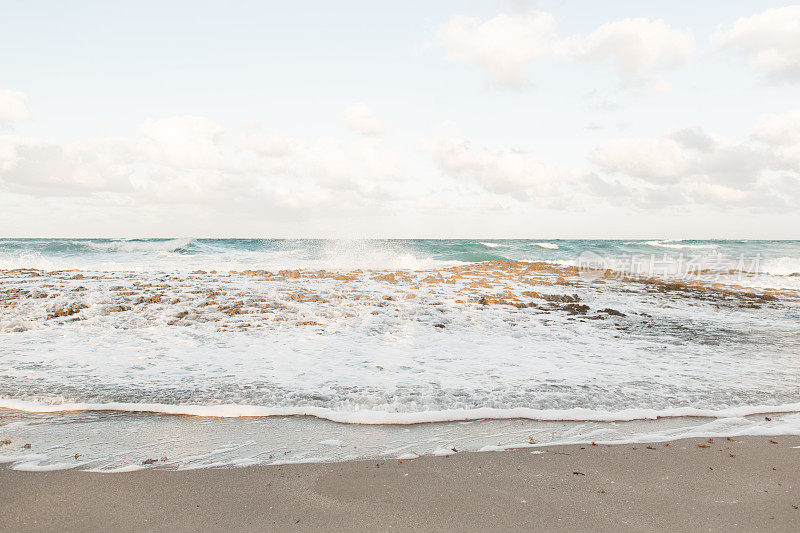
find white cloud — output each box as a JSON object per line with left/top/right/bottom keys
{"left": 1, "top": 115, "right": 407, "bottom": 209}
{"left": 423, "top": 119, "right": 799, "bottom": 211}
{"left": 752, "top": 107, "right": 800, "bottom": 146}
{"left": 4, "top": 88, "right": 800, "bottom": 228}
{"left": 236, "top": 120, "right": 292, "bottom": 158}
{"left": 342, "top": 103, "right": 388, "bottom": 136}
{"left": 288, "top": 137, "right": 403, "bottom": 188}
{"left": 239, "top": 122, "right": 404, "bottom": 193}
{"left": 715, "top": 6, "right": 800, "bottom": 83}
{"left": 130, "top": 167, "right": 259, "bottom": 207}
{"left": 438, "top": 11, "right": 556, "bottom": 89}
{"left": 0, "top": 136, "right": 137, "bottom": 195}
{"left": 237, "top": 108, "right": 402, "bottom": 195}
{"left": 437, "top": 13, "right": 692, "bottom": 91}
{"left": 425, "top": 125, "right": 569, "bottom": 199}
{"left": 587, "top": 117, "right": 800, "bottom": 210}
{"left": 591, "top": 128, "right": 771, "bottom": 186}
{"left": 752, "top": 107, "right": 800, "bottom": 169}
{"left": 557, "top": 18, "right": 693, "bottom": 88}
{"left": 771, "top": 143, "right": 800, "bottom": 171}
{"left": 668, "top": 126, "right": 717, "bottom": 152}
{"left": 138, "top": 115, "right": 227, "bottom": 169}
{"left": 0, "top": 88, "right": 31, "bottom": 126}
{"left": 590, "top": 137, "right": 689, "bottom": 182}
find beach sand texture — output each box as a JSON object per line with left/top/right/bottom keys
{"left": 2, "top": 436, "right": 799, "bottom": 532}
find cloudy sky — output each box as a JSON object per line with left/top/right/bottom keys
{"left": 2, "top": 1, "right": 800, "bottom": 238}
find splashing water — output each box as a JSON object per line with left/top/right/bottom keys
{"left": 1, "top": 239, "right": 799, "bottom": 470}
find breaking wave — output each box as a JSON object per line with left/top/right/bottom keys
{"left": 624, "top": 239, "right": 719, "bottom": 250}
{"left": 0, "top": 238, "right": 798, "bottom": 288}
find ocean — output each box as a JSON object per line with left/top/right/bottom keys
{"left": 1, "top": 238, "right": 799, "bottom": 471}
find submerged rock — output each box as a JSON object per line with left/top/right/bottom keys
{"left": 47, "top": 302, "right": 87, "bottom": 319}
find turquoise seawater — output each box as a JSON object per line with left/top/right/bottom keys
{"left": 1, "top": 238, "right": 799, "bottom": 276}
{"left": 1, "top": 238, "right": 799, "bottom": 470}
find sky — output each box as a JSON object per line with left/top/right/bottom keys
{"left": 1, "top": 0, "right": 800, "bottom": 238}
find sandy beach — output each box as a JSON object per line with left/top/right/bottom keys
{"left": 4, "top": 0, "right": 800, "bottom": 530}
{"left": 1, "top": 435, "right": 798, "bottom": 532}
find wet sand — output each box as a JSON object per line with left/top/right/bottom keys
{"left": 1, "top": 435, "right": 798, "bottom": 532}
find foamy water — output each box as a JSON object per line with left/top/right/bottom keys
{"left": 1, "top": 239, "right": 799, "bottom": 470}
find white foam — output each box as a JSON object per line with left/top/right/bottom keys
{"left": 3, "top": 412, "right": 798, "bottom": 470}
{"left": 760, "top": 256, "right": 800, "bottom": 276}
{"left": 0, "top": 453, "right": 48, "bottom": 464}
{"left": 432, "top": 447, "right": 457, "bottom": 456}
{"left": 1, "top": 239, "right": 798, "bottom": 471}
{"left": 627, "top": 240, "right": 718, "bottom": 250}
{"left": 86, "top": 464, "right": 145, "bottom": 473}
{"left": 0, "top": 252, "right": 56, "bottom": 271}
{"left": 313, "top": 241, "right": 440, "bottom": 270}
{"left": 477, "top": 445, "right": 507, "bottom": 452}
{"left": 477, "top": 443, "right": 538, "bottom": 452}
{"left": 0, "top": 238, "right": 448, "bottom": 272}
{"left": 539, "top": 413, "right": 800, "bottom": 448}
{"left": 396, "top": 453, "right": 419, "bottom": 460}
{"left": 531, "top": 242, "right": 559, "bottom": 249}
{"left": 0, "top": 453, "right": 82, "bottom": 471}
{"left": 81, "top": 238, "right": 195, "bottom": 254}
{"left": 3, "top": 399, "right": 800, "bottom": 425}
{"left": 13, "top": 461, "right": 80, "bottom": 472}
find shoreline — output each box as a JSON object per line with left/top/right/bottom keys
{"left": 5, "top": 400, "right": 800, "bottom": 423}
{"left": 2, "top": 435, "right": 798, "bottom": 532}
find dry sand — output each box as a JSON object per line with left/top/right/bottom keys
{"left": 1, "top": 435, "right": 799, "bottom": 532}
